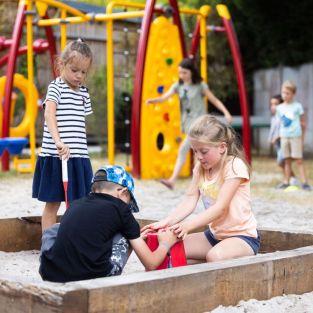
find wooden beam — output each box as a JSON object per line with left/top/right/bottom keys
{"left": 1, "top": 246, "right": 312, "bottom": 312}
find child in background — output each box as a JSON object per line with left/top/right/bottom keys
{"left": 276, "top": 80, "right": 311, "bottom": 191}
{"left": 143, "top": 115, "right": 259, "bottom": 263}
{"left": 32, "top": 39, "right": 94, "bottom": 231}
{"left": 39, "top": 165, "right": 178, "bottom": 283}
{"left": 147, "top": 58, "right": 232, "bottom": 190}
{"left": 268, "top": 94, "right": 297, "bottom": 189}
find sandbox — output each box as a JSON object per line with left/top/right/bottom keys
{"left": 1, "top": 216, "right": 313, "bottom": 313}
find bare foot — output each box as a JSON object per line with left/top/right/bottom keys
{"left": 160, "top": 179, "right": 174, "bottom": 190}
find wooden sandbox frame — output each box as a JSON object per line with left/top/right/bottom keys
{"left": 1, "top": 216, "right": 313, "bottom": 313}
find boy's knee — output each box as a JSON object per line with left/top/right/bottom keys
{"left": 295, "top": 159, "right": 303, "bottom": 165}
{"left": 41, "top": 223, "right": 60, "bottom": 254}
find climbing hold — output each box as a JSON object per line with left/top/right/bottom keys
{"left": 157, "top": 85, "right": 164, "bottom": 94}
{"left": 163, "top": 112, "right": 170, "bottom": 122}
{"left": 165, "top": 57, "right": 173, "bottom": 65}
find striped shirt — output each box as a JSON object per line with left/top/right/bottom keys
{"left": 40, "top": 77, "right": 93, "bottom": 158}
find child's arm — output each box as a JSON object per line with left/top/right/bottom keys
{"left": 300, "top": 114, "right": 306, "bottom": 135}
{"left": 300, "top": 114, "right": 306, "bottom": 143}
{"left": 204, "top": 89, "right": 232, "bottom": 123}
{"left": 171, "top": 178, "right": 242, "bottom": 239}
{"left": 130, "top": 229, "right": 178, "bottom": 270}
{"left": 146, "top": 88, "right": 175, "bottom": 104}
{"left": 44, "top": 100, "right": 70, "bottom": 160}
{"left": 271, "top": 135, "right": 280, "bottom": 144}
{"left": 141, "top": 177, "right": 200, "bottom": 232}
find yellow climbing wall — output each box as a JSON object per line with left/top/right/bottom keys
{"left": 140, "top": 16, "right": 191, "bottom": 179}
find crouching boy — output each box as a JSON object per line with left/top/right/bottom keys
{"left": 39, "top": 165, "right": 178, "bottom": 282}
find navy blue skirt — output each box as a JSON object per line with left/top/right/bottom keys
{"left": 32, "top": 156, "right": 93, "bottom": 202}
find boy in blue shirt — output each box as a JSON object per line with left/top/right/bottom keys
{"left": 276, "top": 80, "right": 311, "bottom": 191}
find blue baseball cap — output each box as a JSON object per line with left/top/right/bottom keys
{"left": 91, "top": 165, "right": 139, "bottom": 213}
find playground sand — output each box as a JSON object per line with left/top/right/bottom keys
{"left": 0, "top": 157, "right": 313, "bottom": 312}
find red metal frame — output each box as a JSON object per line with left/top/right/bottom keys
{"left": 131, "top": 0, "right": 156, "bottom": 177}
{"left": 1, "top": 8, "right": 57, "bottom": 171}
{"left": 1, "top": 3, "right": 26, "bottom": 171}
{"left": 43, "top": 13, "right": 58, "bottom": 78}
{"left": 169, "top": 0, "right": 187, "bottom": 58}
{"left": 0, "top": 40, "right": 50, "bottom": 68}
{"left": 221, "top": 17, "right": 251, "bottom": 162}
{"left": 190, "top": 20, "right": 200, "bottom": 58}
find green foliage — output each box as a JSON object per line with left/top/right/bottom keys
{"left": 86, "top": 65, "right": 108, "bottom": 149}
{"left": 86, "top": 65, "right": 132, "bottom": 150}
{"left": 223, "top": 0, "right": 313, "bottom": 70}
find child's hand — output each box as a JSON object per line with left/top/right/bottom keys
{"left": 170, "top": 222, "right": 190, "bottom": 240}
{"left": 224, "top": 112, "right": 233, "bottom": 124}
{"left": 56, "top": 140, "right": 70, "bottom": 160}
{"left": 146, "top": 99, "right": 156, "bottom": 104}
{"left": 271, "top": 137, "right": 279, "bottom": 144}
{"left": 140, "top": 227, "right": 152, "bottom": 240}
{"left": 141, "top": 219, "right": 169, "bottom": 233}
{"left": 157, "top": 228, "right": 179, "bottom": 247}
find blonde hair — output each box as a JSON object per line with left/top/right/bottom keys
{"left": 188, "top": 114, "right": 250, "bottom": 184}
{"left": 282, "top": 80, "right": 297, "bottom": 94}
{"left": 55, "top": 39, "right": 93, "bottom": 75}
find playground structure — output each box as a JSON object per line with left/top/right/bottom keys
{"left": 0, "top": 0, "right": 251, "bottom": 178}
{"left": 1, "top": 215, "right": 313, "bottom": 312}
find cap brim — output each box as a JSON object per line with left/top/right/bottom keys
{"left": 129, "top": 194, "right": 139, "bottom": 213}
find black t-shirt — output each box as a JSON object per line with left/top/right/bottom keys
{"left": 40, "top": 193, "right": 140, "bottom": 282}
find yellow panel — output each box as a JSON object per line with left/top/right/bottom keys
{"left": 140, "top": 16, "right": 191, "bottom": 179}
{"left": 36, "top": 1, "right": 48, "bottom": 17}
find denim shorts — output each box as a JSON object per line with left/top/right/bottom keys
{"left": 204, "top": 228, "right": 261, "bottom": 255}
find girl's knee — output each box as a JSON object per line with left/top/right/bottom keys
{"left": 206, "top": 249, "right": 224, "bottom": 262}
{"left": 45, "top": 202, "right": 61, "bottom": 212}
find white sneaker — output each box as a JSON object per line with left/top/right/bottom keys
{"left": 289, "top": 176, "right": 300, "bottom": 186}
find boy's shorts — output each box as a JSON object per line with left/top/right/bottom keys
{"left": 204, "top": 228, "right": 261, "bottom": 255}
{"left": 108, "top": 233, "right": 130, "bottom": 276}
{"left": 281, "top": 136, "right": 303, "bottom": 159}
{"left": 40, "top": 223, "right": 60, "bottom": 256}
{"left": 40, "top": 224, "right": 129, "bottom": 276}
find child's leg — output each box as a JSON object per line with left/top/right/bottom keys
{"left": 161, "top": 138, "right": 190, "bottom": 189}
{"left": 284, "top": 158, "right": 292, "bottom": 184}
{"left": 206, "top": 237, "right": 254, "bottom": 262}
{"left": 295, "top": 158, "right": 308, "bottom": 183}
{"left": 184, "top": 232, "right": 213, "bottom": 264}
{"left": 42, "top": 202, "right": 61, "bottom": 232}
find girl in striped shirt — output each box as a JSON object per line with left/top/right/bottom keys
{"left": 33, "top": 39, "right": 94, "bottom": 231}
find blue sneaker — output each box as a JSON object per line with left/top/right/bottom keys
{"left": 302, "top": 183, "right": 312, "bottom": 191}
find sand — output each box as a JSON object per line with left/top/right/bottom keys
{"left": 0, "top": 172, "right": 313, "bottom": 312}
